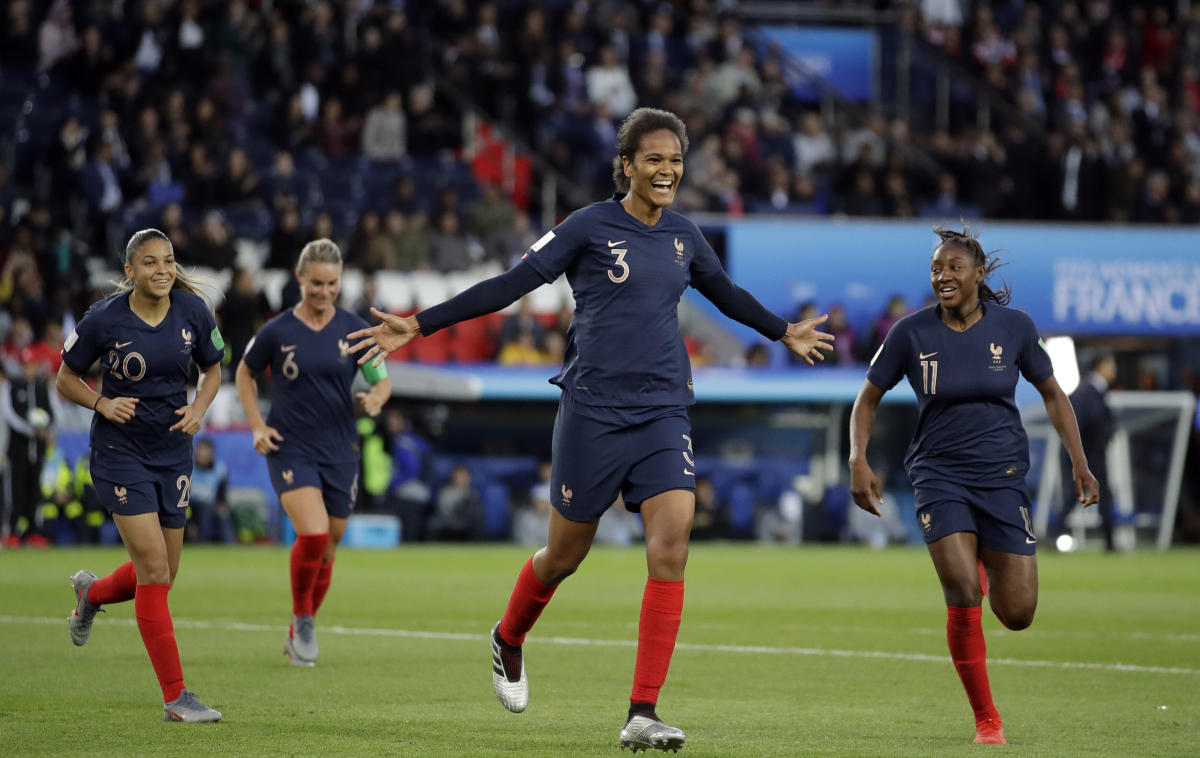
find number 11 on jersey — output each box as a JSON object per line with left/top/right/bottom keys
{"left": 921, "top": 359, "right": 938, "bottom": 395}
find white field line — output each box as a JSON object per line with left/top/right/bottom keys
{"left": 3, "top": 615, "right": 1196, "bottom": 676}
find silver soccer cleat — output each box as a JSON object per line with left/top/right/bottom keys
{"left": 619, "top": 714, "right": 686, "bottom": 753}
{"left": 163, "top": 689, "right": 222, "bottom": 723}
{"left": 283, "top": 634, "right": 315, "bottom": 667}
{"left": 291, "top": 614, "right": 318, "bottom": 661}
{"left": 490, "top": 622, "right": 528, "bottom": 713}
{"left": 67, "top": 569, "right": 103, "bottom": 646}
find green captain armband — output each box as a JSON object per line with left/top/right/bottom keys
{"left": 210, "top": 326, "right": 225, "bottom": 351}
{"left": 361, "top": 359, "right": 388, "bottom": 384}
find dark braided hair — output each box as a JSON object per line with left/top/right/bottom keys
{"left": 611, "top": 107, "right": 689, "bottom": 193}
{"left": 932, "top": 223, "right": 1011, "bottom": 306}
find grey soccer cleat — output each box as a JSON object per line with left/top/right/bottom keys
{"left": 163, "top": 689, "right": 222, "bottom": 723}
{"left": 490, "top": 622, "right": 528, "bottom": 713}
{"left": 283, "top": 634, "right": 315, "bottom": 667}
{"left": 619, "top": 714, "right": 686, "bottom": 753}
{"left": 291, "top": 614, "right": 318, "bottom": 661}
{"left": 67, "top": 569, "right": 103, "bottom": 646}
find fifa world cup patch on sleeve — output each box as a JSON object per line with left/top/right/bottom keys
{"left": 64, "top": 329, "right": 79, "bottom": 351}
{"left": 210, "top": 327, "right": 225, "bottom": 350}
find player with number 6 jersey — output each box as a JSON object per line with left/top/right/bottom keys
{"left": 346, "top": 107, "right": 834, "bottom": 752}
{"left": 237, "top": 238, "right": 390, "bottom": 667}
{"left": 848, "top": 225, "right": 1099, "bottom": 745}
{"left": 56, "top": 228, "right": 225, "bottom": 723}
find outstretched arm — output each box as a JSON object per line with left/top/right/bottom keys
{"left": 692, "top": 271, "right": 833, "bottom": 365}
{"left": 848, "top": 379, "right": 885, "bottom": 516}
{"left": 1037, "top": 375, "right": 1100, "bottom": 507}
{"left": 348, "top": 260, "right": 547, "bottom": 367}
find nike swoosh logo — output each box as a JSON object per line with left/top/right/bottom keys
{"left": 919, "top": 352, "right": 938, "bottom": 359}
{"left": 683, "top": 468, "right": 694, "bottom": 476}
{"left": 1026, "top": 538, "right": 1036, "bottom": 544}
{"left": 281, "top": 344, "right": 297, "bottom": 352}
{"left": 115, "top": 341, "right": 133, "bottom": 349}
{"left": 607, "top": 240, "right": 626, "bottom": 247}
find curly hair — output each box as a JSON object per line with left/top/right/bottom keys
{"left": 932, "top": 223, "right": 1011, "bottom": 306}
{"left": 611, "top": 107, "right": 689, "bottom": 193}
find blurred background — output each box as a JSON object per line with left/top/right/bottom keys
{"left": 1, "top": 0, "right": 1196, "bottom": 553}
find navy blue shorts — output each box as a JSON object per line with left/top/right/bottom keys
{"left": 915, "top": 482, "right": 1038, "bottom": 555}
{"left": 549, "top": 395, "right": 696, "bottom": 523}
{"left": 267, "top": 455, "right": 359, "bottom": 518}
{"left": 93, "top": 462, "right": 193, "bottom": 530}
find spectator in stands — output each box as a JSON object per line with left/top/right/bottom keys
{"left": 187, "top": 438, "right": 234, "bottom": 545}
{"left": 793, "top": 112, "right": 836, "bottom": 179}
{"left": 689, "top": 476, "right": 729, "bottom": 541}
{"left": 1, "top": 0, "right": 37, "bottom": 69}
{"left": 867, "top": 295, "right": 910, "bottom": 360}
{"left": 384, "top": 210, "right": 429, "bottom": 271}
{"left": 268, "top": 207, "right": 305, "bottom": 270}
{"left": 219, "top": 267, "right": 271, "bottom": 369}
{"left": 513, "top": 460, "right": 553, "bottom": 547}
{"left": 490, "top": 210, "right": 539, "bottom": 267}
{"left": 587, "top": 43, "right": 638, "bottom": 121}
{"left": 190, "top": 211, "right": 237, "bottom": 270}
{"left": 430, "top": 462, "right": 482, "bottom": 541}
{"left": 315, "top": 98, "right": 358, "bottom": 159}
{"left": 429, "top": 210, "right": 484, "bottom": 272}
{"left": 468, "top": 182, "right": 516, "bottom": 258}
{"left": 824, "top": 305, "right": 857, "bottom": 365}
{"left": 347, "top": 210, "right": 396, "bottom": 271}
{"left": 496, "top": 297, "right": 547, "bottom": 360}
{"left": 38, "top": 0, "right": 77, "bottom": 74}
{"left": 384, "top": 408, "right": 432, "bottom": 543}
{"left": 215, "top": 148, "right": 261, "bottom": 209}
{"left": 362, "top": 91, "right": 407, "bottom": 163}
{"left": 80, "top": 140, "right": 124, "bottom": 258}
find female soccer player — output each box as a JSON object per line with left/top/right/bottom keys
{"left": 848, "top": 226, "right": 1099, "bottom": 745}
{"left": 59, "top": 228, "right": 224, "bottom": 723}
{"left": 236, "top": 239, "right": 390, "bottom": 667}
{"left": 348, "top": 107, "right": 833, "bottom": 752}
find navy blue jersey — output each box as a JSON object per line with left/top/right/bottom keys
{"left": 61, "top": 290, "right": 224, "bottom": 470}
{"left": 866, "top": 304, "right": 1053, "bottom": 489}
{"left": 243, "top": 307, "right": 370, "bottom": 464}
{"left": 523, "top": 197, "right": 731, "bottom": 408}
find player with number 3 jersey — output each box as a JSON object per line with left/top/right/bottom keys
{"left": 347, "top": 108, "right": 834, "bottom": 752}
{"left": 237, "top": 239, "right": 390, "bottom": 668}
{"left": 848, "top": 225, "right": 1099, "bottom": 745}
{"left": 57, "top": 228, "right": 225, "bottom": 722}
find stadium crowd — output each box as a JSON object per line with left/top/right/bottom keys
{"left": 1, "top": 1, "right": 1199, "bottom": 547}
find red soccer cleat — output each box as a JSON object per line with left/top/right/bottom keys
{"left": 974, "top": 717, "right": 1006, "bottom": 744}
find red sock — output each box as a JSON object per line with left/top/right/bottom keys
{"left": 498, "top": 557, "right": 557, "bottom": 645}
{"left": 289, "top": 533, "right": 329, "bottom": 616}
{"left": 630, "top": 578, "right": 685, "bottom": 706}
{"left": 946, "top": 605, "right": 1000, "bottom": 725}
{"left": 312, "top": 558, "right": 335, "bottom": 616}
{"left": 135, "top": 584, "right": 184, "bottom": 703}
{"left": 88, "top": 561, "right": 137, "bottom": 606}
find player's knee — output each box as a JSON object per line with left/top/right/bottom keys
{"left": 140, "top": 561, "right": 170, "bottom": 585}
{"left": 942, "top": 584, "right": 982, "bottom": 609}
{"left": 996, "top": 605, "right": 1036, "bottom": 631}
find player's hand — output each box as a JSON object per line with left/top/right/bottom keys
{"left": 170, "top": 404, "right": 205, "bottom": 435}
{"left": 1073, "top": 465, "right": 1100, "bottom": 507}
{"left": 97, "top": 396, "right": 138, "bottom": 424}
{"left": 347, "top": 307, "right": 420, "bottom": 368}
{"left": 251, "top": 424, "right": 284, "bottom": 455}
{"left": 780, "top": 314, "right": 834, "bottom": 366}
{"left": 848, "top": 458, "right": 883, "bottom": 517}
{"left": 356, "top": 391, "right": 385, "bottom": 417}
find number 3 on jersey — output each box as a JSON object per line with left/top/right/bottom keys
{"left": 608, "top": 248, "right": 629, "bottom": 284}
{"left": 921, "top": 359, "right": 938, "bottom": 395}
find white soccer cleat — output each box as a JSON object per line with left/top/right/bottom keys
{"left": 490, "top": 622, "right": 528, "bottom": 713}
{"left": 291, "top": 614, "right": 318, "bottom": 661}
{"left": 283, "top": 634, "right": 315, "bottom": 667}
{"left": 68, "top": 569, "right": 102, "bottom": 646}
{"left": 619, "top": 714, "right": 686, "bottom": 753}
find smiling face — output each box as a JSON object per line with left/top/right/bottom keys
{"left": 298, "top": 261, "right": 341, "bottom": 315}
{"left": 930, "top": 242, "right": 983, "bottom": 311}
{"left": 125, "top": 237, "right": 176, "bottom": 300}
{"left": 623, "top": 128, "right": 684, "bottom": 213}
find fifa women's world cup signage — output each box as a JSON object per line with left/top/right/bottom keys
{"left": 712, "top": 220, "right": 1200, "bottom": 339}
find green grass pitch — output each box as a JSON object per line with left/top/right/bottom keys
{"left": 2, "top": 544, "right": 1197, "bottom": 757}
